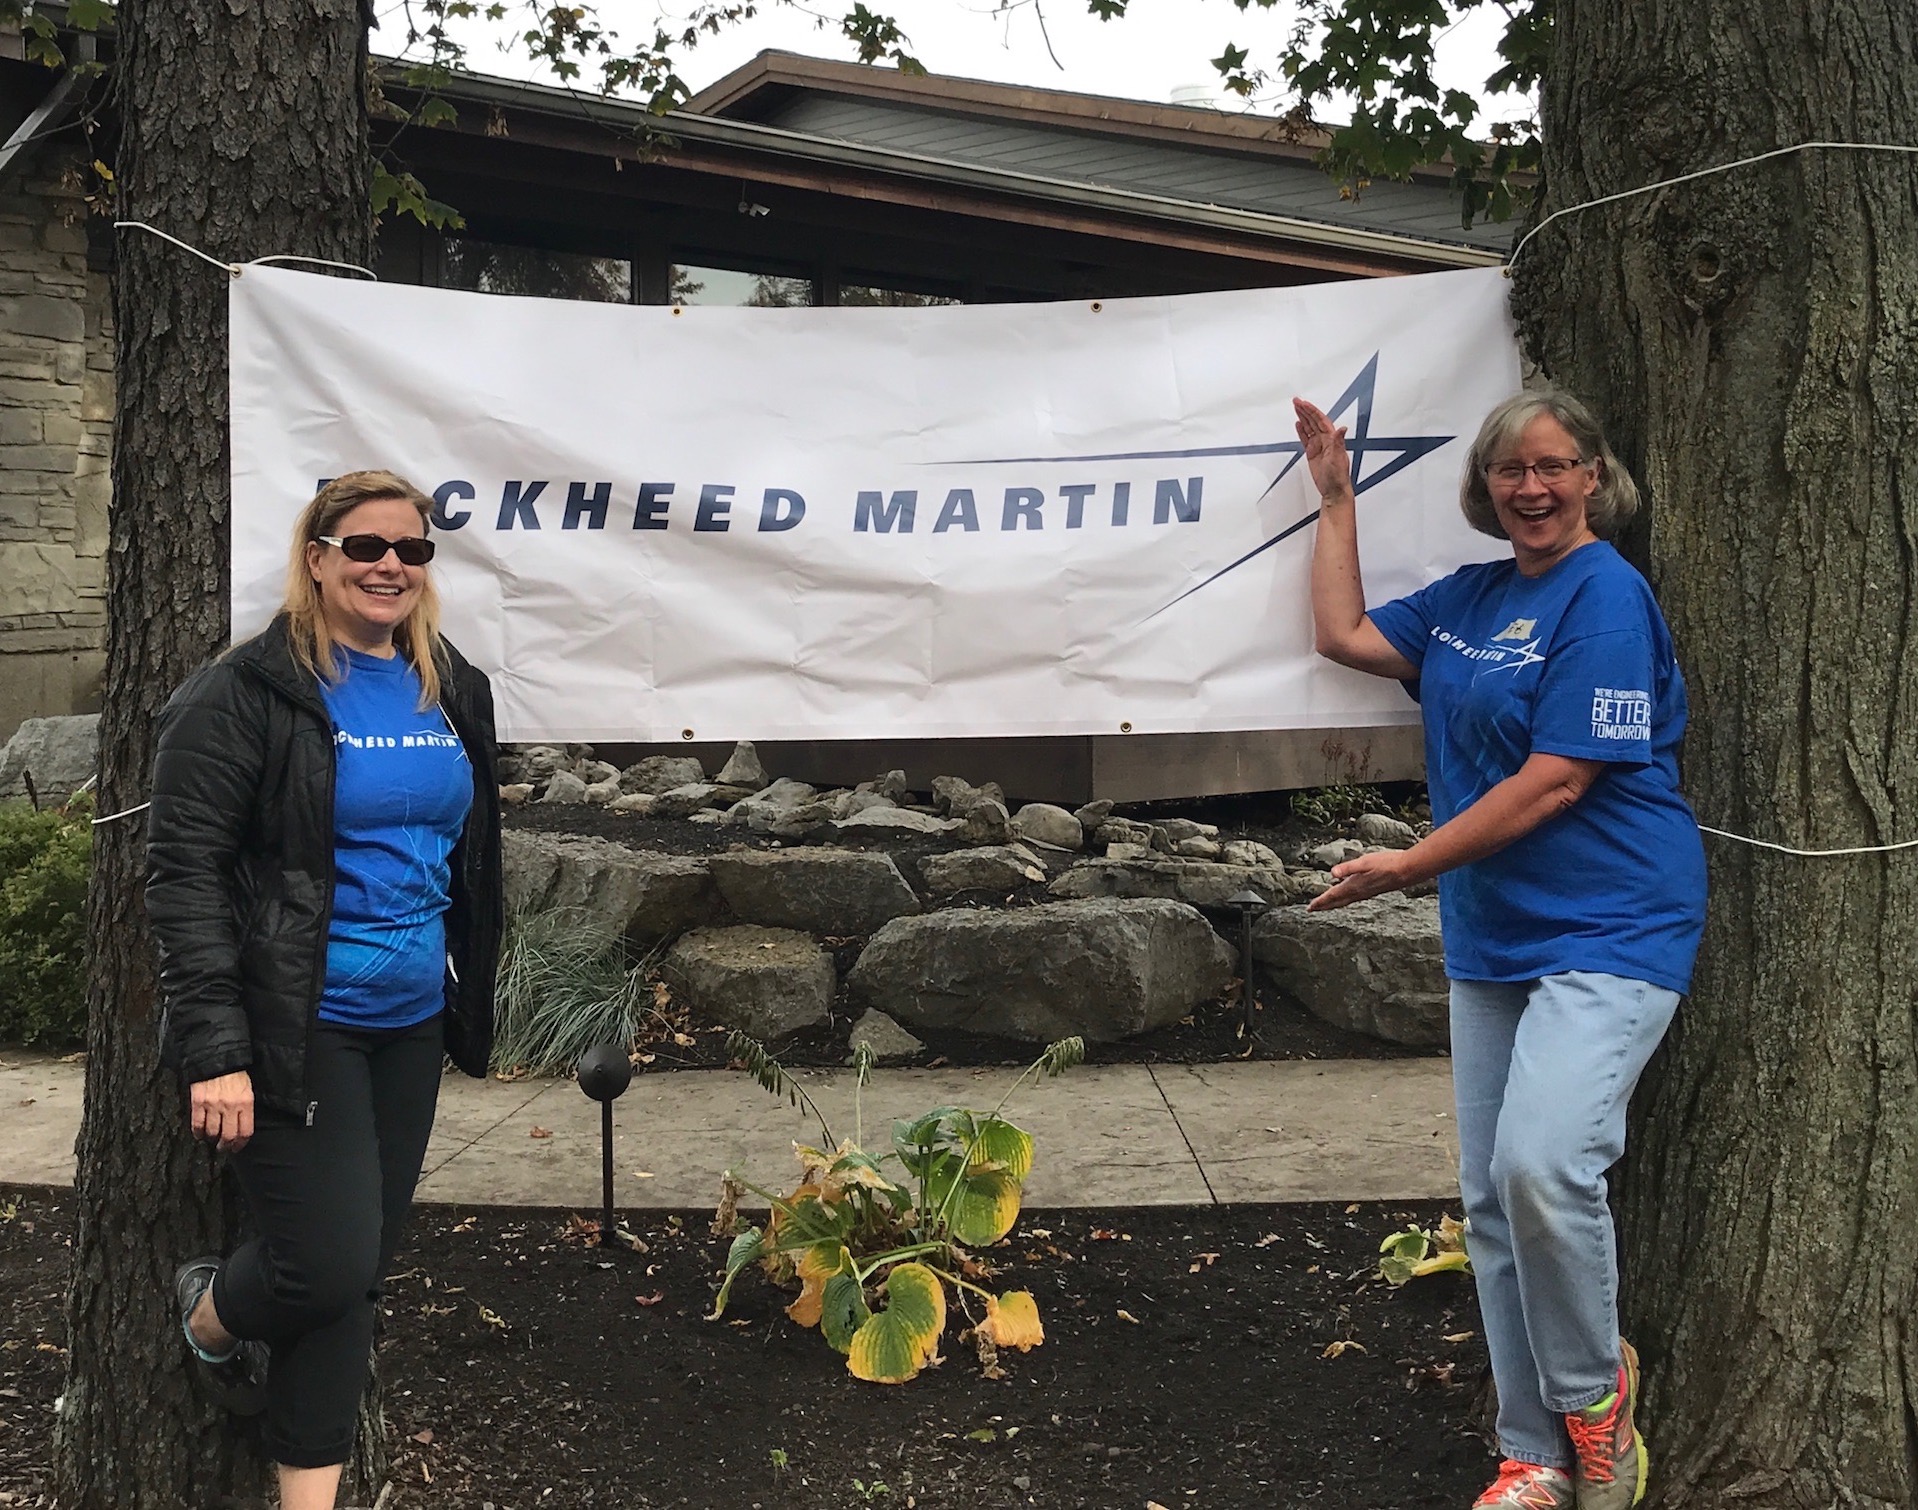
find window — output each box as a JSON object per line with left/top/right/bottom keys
{"left": 440, "top": 240, "right": 631, "bottom": 303}
{"left": 841, "top": 283, "right": 962, "bottom": 308}
{"left": 670, "top": 265, "right": 814, "bottom": 307}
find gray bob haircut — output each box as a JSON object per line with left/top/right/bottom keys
{"left": 1458, "top": 389, "right": 1641, "bottom": 541}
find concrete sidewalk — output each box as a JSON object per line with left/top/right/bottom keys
{"left": 0, "top": 1052, "right": 1460, "bottom": 1208}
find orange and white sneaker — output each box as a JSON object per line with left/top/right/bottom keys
{"left": 1473, "top": 1460, "right": 1574, "bottom": 1509}
{"left": 1564, "top": 1338, "right": 1648, "bottom": 1508}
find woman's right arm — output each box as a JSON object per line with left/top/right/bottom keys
{"left": 1294, "top": 396, "right": 1418, "bottom": 680}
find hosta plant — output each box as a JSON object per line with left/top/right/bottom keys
{"left": 710, "top": 1031, "right": 1083, "bottom": 1383}
{"left": 1377, "top": 1214, "right": 1471, "bottom": 1286}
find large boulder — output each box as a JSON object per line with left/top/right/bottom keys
{"left": 847, "top": 898, "right": 1234, "bottom": 1043}
{"left": 618, "top": 755, "right": 706, "bottom": 795}
{"left": 666, "top": 926, "right": 835, "bottom": 1040}
{"left": 714, "top": 740, "right": 770, "bottom": 790}
{"left": 707, "top": 848, "right": 921, "bottom": 936}
{"left": 1251, "top": 893, "right": 1448, "bottom": 1047}
{"left": 1048, "top": 857, "right": 1321, "bottom": 909}
{"left": 1008, "top": 802, "right": 1083, "bottom": 851}
{"left": 502, "top": 830, "right": 721, "bottom": 944}
{"left": 0, "top": 714, "right": 98, "bottom": 802}
{"left": 920, "top": 845, "right": 1047, "bottom": 897}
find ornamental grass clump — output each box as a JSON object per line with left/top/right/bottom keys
{"left": 711, "top": 1031, "right": 1084, "bottom": 1384}
{"left": 489, "top": 908, "right": 656, "bottom": 1074}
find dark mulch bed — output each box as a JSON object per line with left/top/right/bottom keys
{"left": 0, "top": 1186, "right": 1494, "bottom": 1509}
{"left": 509, "top": 787, "right": 1443, "bottom": 1074}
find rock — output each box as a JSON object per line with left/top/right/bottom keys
{"left": 833, "top": 790, "right": 897, "bottom": 820}
{"left": 510, "top": 744, "right": 568, "bottom": 782}
{"left": 652, "top": 783, "right": 725, "bottom": 819}
{"left": 666, "top": 926, "right": 835, "bottom": 1040}
{"left": 502, "top": 831, "right": 721, "bottom": 943}
{"left": 959, "top": 799, "right": 1011, "bottom": 844}
{"left": 1305, "top": 839, "right": 1367, "bottom": 869}
{"left": 740, "top": 802, "right": 834, "bottom": 839}
{"left": 539, "top": 770, "right": 589, "bottom": 805}
{"left": 1072, "top": 799, "right": 1115, "bottom": 828}
{"left": 859, "top": 769, "right": 909, "bottom": 801}
{"left": 583, "top": 774, "right": 623, "bottom": 806}
{"left": 1355, "top": 812, "right": 1420, "bottom": 849}
{"left": 847, "top": 1009, "right": 924, "bottom": 1064}
{"left": 1047, "top": 857, "right": 1315, "bottom": 910}
{"left": 688, "top": 809, "right": 729, "bottom": 825}
{"left": 1220, "top": 840, "right": 1284, "bottom": 869}
{"left": 0, "top": 714, "right": 98, "bottom": 802}
{"left": 708, "top": 848, "right": 921, "bottom": 935}
{"left": 730, "top": 777, "right": 818, "bottom": 824}
{"left": 833, "top": 807, "right": 960, "bottom": 837}
{"left": 1094, "top": 817, "right": 1159, "bottom": 851}
{"left": 499, "top": 783, "right": 535, "bottom": 807}
{"left": 920, "top": 846, "right": 1048, "bottom": 897}
{"left": 1006, "top": 841, "right": 1050, "bottom": 873}
{"left": 1106, "top": 841, "right": 1153, "bottom": 862}
{"left": 1009, "top": 803, "right": 1084, "bottom": 851}
{"left": 1252, "top": 893, "right": 1448, "bottom": 1046}
{"left": 608, "top": 792, "right": 657, "bottom": 816}
{"left": 1174, "top": 836, "right": 1222, "bottom": 859}
{"left": 578, "top": 760, "right": 621, "bottom": 786}
{"left": 714, "top": 740, "right": 770, "bottom": 790}
{"left": 848, "top": 898, "right": 1234, "bottom": 1043}
{"left": 1150, "top": 818, "right": 1218, "bottom": 844}
{"left": 930, "top": 775, "right": 985, "bottom": 817}
{"left": 619, "top": 755, "right": 706, "bottom": 796}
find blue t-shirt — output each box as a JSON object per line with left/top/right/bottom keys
{"left": 318, "top": 648, "right": 473, "bottom": 1031}
{"left": 1368, "top": 541, "right": 1706, "bottom": 994}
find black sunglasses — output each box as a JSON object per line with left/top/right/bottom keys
{"left": 317, "top": 533, "right": 435, "bottom": 566}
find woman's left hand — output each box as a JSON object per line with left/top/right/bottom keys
{"left": 1307, "top": 850, "right": 1413, "bottom": 911}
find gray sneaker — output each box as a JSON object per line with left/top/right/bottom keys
{"left": 173, "top": 1256, "right": 269, "bottom": 1416}
{"left": 1564, "top": 1338, "right": 1647, "bottom": 1508}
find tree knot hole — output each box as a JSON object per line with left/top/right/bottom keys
{"left": 1690, "top": 243, "right": 1724, "bottom": 284}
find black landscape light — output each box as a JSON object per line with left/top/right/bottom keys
{"left": 575, "top": 1042, "right": 634, "bottom": 1248}
{"left": 1224, "top": 889, "right": 1269, "bottom": 1042}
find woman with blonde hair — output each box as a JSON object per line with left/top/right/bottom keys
{"left": 146, "top": 470, "right": 502, "bottom": 1510}
{"left": 1294, "top": 389, "right": 1706, "bottom": 1510}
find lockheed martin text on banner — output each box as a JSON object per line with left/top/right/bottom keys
{"left": 228, "top": 266, "right": 1519, "bottom": 743}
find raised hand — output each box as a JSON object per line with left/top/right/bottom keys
{"left": 1292, "top": 396, "right": 1353, "bottom": 503}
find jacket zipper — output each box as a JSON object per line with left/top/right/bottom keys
{"left": 301, "top": 700, "right": 338, "bottom": 1128}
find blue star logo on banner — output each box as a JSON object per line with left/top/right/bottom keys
{"left": 940, "top": 353, "right": 1455, "bottom": 622}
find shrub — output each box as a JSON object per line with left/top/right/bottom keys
{"left": 490, "top": 908, "right": 653, "bottom": 1074}
{"left": 0, "top": 799, "right": 91, "bottom": 1048}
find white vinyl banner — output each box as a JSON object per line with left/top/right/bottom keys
{"left": 229, "top": 264, "right": 1519, "bottom": 743}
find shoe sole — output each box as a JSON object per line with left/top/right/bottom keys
{"left": 1621, "top": 1338, "right": 1647, "bottom": 1508}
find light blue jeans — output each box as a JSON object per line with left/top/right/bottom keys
{"left": 1450, "top": 971, "right": 1680, "bottom": 1468}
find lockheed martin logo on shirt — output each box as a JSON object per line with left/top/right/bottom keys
{"left": 1491, "top": 618, "right": 1537, "bottom": 642}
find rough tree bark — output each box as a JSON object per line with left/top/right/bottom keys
{"left": 54, "top": 5, "right": 375, "bottom": 1507}
{"left": 1516, "top": 4, "right": 1918, "bottom": 1506}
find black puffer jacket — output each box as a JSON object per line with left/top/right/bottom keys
{"left": 147, "top": 616, "right": 503, "bottom": 1117}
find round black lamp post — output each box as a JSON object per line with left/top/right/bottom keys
{"left": 1224, "top": 888, "right": 1269, "bottom": 1042}
{"left": 575, "top": 1042, "right": 634, "bottom": 1248}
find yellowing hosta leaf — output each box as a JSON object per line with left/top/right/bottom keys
{"left": 786, "top": 1242, "right": 850, "bottom": 1328}
{"left": 966, "top": 1117, "right": 1034, "bottom": 1183}
{"left": 820, "top": 1271, "right": 871, "bottom": 1354}
{"left": 930, "top": 1162, "right": 1023, "bottom": 1248}
{"left": 846, "top": 1263, "right": 946, "bottom": 1384}
{"left": 980, "top": 1291, "right": 1044, "bottom": 1352}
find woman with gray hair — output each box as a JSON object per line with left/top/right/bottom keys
{"left": 1292, "top": 388, "right": 1706, "bottom": 1510}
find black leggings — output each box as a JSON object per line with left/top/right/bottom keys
{"left": 211, "top": 1015, "right": 443, "bottom": 1468}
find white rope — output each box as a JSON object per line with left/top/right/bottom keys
{"left": 1505, "top": 141, "right": 1918, "bottom": 272}
{"left": 1697, "top": 824, "right": 1918, "bottom": 858}
{"left": 90, "top": 801, "right": 150, "bottom": 827}
{"left": 114, "top": 222, "right": 377, "bottom": 280}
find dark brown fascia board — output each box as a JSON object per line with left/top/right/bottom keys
{"left": 406, "top": 68, "right": 1503, "bottom": 272}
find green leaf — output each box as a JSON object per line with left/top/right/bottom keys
{"left": 420, "top": 97, "right": 460, "bottom": 129}
{"left": 820, "top": 1270, "right": 871, "bottom": 1353}
{"left": 963, "top": 1115, "right": 1033, "bottom": 1182}
{"left": 66, "top": 0, "right": 115, "bottom": 29}
{"left": 707, "top": 1224, "right": 765, "bottom": 1317}
{"left": 926, "top": 1154, "right": 1022, "bottom": 1247}
{"left": 846, "top": 1263, "right": 945, "bottom": 1383}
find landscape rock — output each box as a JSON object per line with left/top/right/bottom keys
{"left": 1174, "top": 836, "right": 1223, "bottom": 859}
{"left": 665, "top": 926, "right": 835, "bottom": 1040}
{"left": 738, "top": 802, "right": 834, "bottom": 839}
{"left": 619, "top": 755, "right": 706, "bottom": 796}
{"left": 708, "top": 848, "right": 921, "bottom": 935}
{"left": 959, "top": 799, "right": 1011, "bottom": 844}
{"left": 714, "top": 741, "right": 770, "bottom": 790}
{"left": 848, "top": 898, "right": 1234, "bottom": 1043}
{"left": 652, "top": 783, "right": 725, "bottom": 820}
{"left": 1251, "top": 893, "right": 1447, "bottom": 1046}
{"left": 578, "top": 760, "right": 621, "bottom": 786}
{"left": 859, "top": 769, "right": 910, "bottom": 801}
{"left": 920, "top": 845, "right": 1048, "bottom": 897}
{"left": 1009, "top": 802, "right": 1084, "bottom": 851}
{"left": 1105, "top": 842, "right": 1152, "bottom": 862}
{"left": 608, "top": 793, "right": 656, "bottom": 816}
{"left": 930, "top": 775, "right": 985, "bottom": 817}
{"left": 1305, "top": 839, "right": 1368, "bottom": 869}
{"left": 833, "top": 790, "right": 897, "bottom": 820}
{"left": 1048, "top": 857, "right": 1315, "bottom": 910}
{"left": 847, "top": 1009, "right": 924, "bottom": 1064}
{"left": 1094, "top": 817, "right": 1163, "bottom": 852}
{"left": 833, "top": 807, "right": 959, "bottom": 837}
{"left": 583, "top": 774, "right": 623, "bottom": 806}
{"left": 729, "top": 778, "right": 818, "bottom": 825}
{"left": 499, "top": 783, "right": 534, "bottom": 807}
{"left": 1072, "top": 799, "right": 1115, "bottom": 828}
{"left": 507, "top": 744, "right": 567, "bottom": 783}
{"left": 1355, "top": 812, "right": 1420, "bottom": 849}
{"left": 1220, "top": 840, "right": 1284, "bottom": 869}
{"left": 1151, "top": 818, "right": 1218, "bottom": 845}
{"left": 0, "top": 713, "right": 98, "bottom": 802}
{"left": 502, "top": 830, "right": 720, "bottom": 943}
{"left": 539, "top": 770, "right": 589, "bottom": 805}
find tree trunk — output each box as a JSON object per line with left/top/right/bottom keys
{"left": 1516, "top": 4, "right": 1918, "bottom": 1506}
{"left": 54, "top": 5, "right": 373, "bottom": 1507}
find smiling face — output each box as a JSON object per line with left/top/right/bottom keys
{"left": 1487, "top": 414, "right": 1602, "bottom": 576}
{"left": 304, "top": 496, "right": 429, "bottom": 657}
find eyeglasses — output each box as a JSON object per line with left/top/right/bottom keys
{"left": 1484, "top": 456, "right": 1590, "bottom": 486}
{"left": 316, "top": 533, "right": 435, "bottom": 566}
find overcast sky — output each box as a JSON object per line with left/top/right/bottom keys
{"left": 386, "top": 0, "right": 1529, "bottom": 124}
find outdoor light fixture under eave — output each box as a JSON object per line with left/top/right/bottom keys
{"left": 576, "top": 1042, "right": 635, "bottom": 1249}
{"left": 1223, "top": 889, "right": 1270, "bottom": 1043}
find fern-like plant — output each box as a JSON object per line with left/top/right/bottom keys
{"left": 712, "top": 1032, "right": 1084, "bottom": 1383}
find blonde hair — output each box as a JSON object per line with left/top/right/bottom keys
{"left": 1458, "top": 389, "right": 1641, "bottom": 541}
{"left": 279, "top": 470, "right": 445, "bottom": 709}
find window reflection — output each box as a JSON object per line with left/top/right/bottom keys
{"left": 440, "top": 240, "right": 631, "bottom": 303}
{"left": 841, "top": 284, "right": 962, "bottom": 308}
{"left": 671, "top": 265, "right": 815, "bottom": 307}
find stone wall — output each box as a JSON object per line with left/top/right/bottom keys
{"left": 0, "top": 148, "right": 111, "bottom": 743}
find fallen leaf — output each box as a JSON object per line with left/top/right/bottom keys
{"left": 671, "top": 1032, "right": 696, "bottom": 1047}
{"left": 653, "top": 981, "right": 671, "bottom": 1009}
{"left": 477, "top": 1305, "right": 507, "bottom": 1330}
{"left": 16, "top": 1099, "right": 32, "bottom": 1108}
{"left": 635, "top": 1291, "right": 665, "bottom": 1307}
{"left": 967, "top": 1428, "right": 997, "bottom": 1443}
{"left": 1321, "top": 1339, "right": 1367, "bottom": 1359}
{"left": 1442, "top": 1331, "right": 1476, "bottom": 1343}
{"left": 529, "top": 1126, "right": 553, "bottom": 1140}
{"left": 1254, "top": 1232, "right": 1282, "bottom": 1248}
{"left": 1345, "top": 1203, "right": 1361, "bottom": 1214}
{"left": 630, "top": 1169, "right": 655, "bottom": 1179}
{"left": 925, "top": 1055, "right": 949, "bottom": 1068}
{"left": 410, "top": 1429, "right": 434, "bottom": 1445}
{"left": 1115, "top": 1309, "right": 1141, "bottom": 1325}
{"left": 1188, "top": 1252, "right": 1220, "bottom": 1273}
